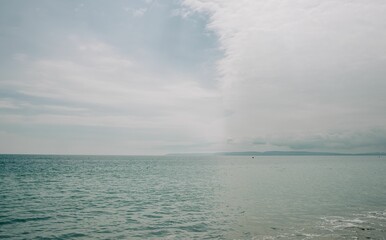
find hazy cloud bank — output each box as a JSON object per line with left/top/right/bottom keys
{"left": 184, "top": 0, "right": 386, "bottom": 152}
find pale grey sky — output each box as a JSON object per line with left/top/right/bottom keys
{"left": 1, "top": 0, "right": 386, "bottom": 154}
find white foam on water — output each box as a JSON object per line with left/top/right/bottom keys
{"left": 319, "top": 216, "right": 361, "bottom": 231}
{"left": 259, "top": 236, "right": 275, "bottom": 240}
{"left": 365, "top": 211, "right": 386, "bottom": 220}
{"left": 346, "top": 218, "right": 366, "bottom": 224}
{"left": 318, "top": 209, "right": 386, "bottom": 238}
{"left": 247, "top": 210, "right": 386, "bottom": 240}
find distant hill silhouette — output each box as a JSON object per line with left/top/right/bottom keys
{"left": 167, "top": 151, "right": 386, "bottom": 156}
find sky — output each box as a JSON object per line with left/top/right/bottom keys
{"left": 0, "top": 0, "right": 386, "bottom": 155}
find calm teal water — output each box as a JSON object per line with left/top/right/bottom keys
{"left": 1, "top": 155, "right": 385, "bottom": 239}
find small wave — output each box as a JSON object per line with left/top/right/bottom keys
{"left": 143, "top": 214, "right": 163, "bottom": 219}
{"left": 0, "top": 216, "right": 51, "bottom": 226}
{"left": 363, "top": 211, "right": 386, "bottom": 220}
{"left": 249, "top": 210, "right": 386, "bottom": 240}
{"left": 320, "top": 216, "right": 363, "bottom": 231}
{"left": 317, "top": 210, "right": 386, "bottom": 239}
{"left": 55, "top": 232, "right": 88, "bottom": 239}
{"left": 321, "top": 210, "right": 386, "bottom": 227}
{"left": 178, "top": 223, "right": 208, "bottom": 233}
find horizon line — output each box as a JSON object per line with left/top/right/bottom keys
{"left": 1, "top": 150, "right": 385, "bottom": 157}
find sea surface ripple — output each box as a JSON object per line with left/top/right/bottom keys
{"left": 1, "top": 155, "right": 386, "bottom": 239}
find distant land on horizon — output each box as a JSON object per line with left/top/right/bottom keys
{"left": 0, "top": 151, "right": 385, "bottom": 157}
{"left": 167, "top": 151, "right": 386, "bottom": 156}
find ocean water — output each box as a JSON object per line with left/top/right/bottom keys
{"left": 0, "top": 155, "right": 385, "bottom": 239}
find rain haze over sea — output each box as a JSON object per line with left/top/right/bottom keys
{"left": 1, "top": 154, "right": 386, "bottom": 239}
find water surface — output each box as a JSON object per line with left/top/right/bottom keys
{"left": 1, "top": 155, "right": 385, "bottom": 239}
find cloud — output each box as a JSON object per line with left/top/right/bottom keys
{"left": 0, "top": 99, "right": 20, "bottom": 109}
{"left": 183, "top": 0, "right": 386, "bottom": 152}
{"left": 127, "top": 7, "right": 148, "bottom": 17}
{"left": 1, "top": 0, "right": 386, "bottom": 154}
{"left": 269, "top": 129, "right": 386, "bottom": 152}
{"left": 0, "top": 36, "right": 224, "bottom": 154}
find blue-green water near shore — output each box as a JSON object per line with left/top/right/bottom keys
{"left": 1, "top": 155, "right": 385, "bottom": 239}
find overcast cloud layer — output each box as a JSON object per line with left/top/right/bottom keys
{"left": 1, "top": 0, "right": 385, "bottom": 154}
{"left": 183, "top": 0, "right": 386, "bottom": 153}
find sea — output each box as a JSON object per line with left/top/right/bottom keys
{"left": 1, "top": 154, "right": 385, "bottom": 239}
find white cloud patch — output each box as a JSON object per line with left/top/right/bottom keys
{"left": 183, "top": 0, "right": 386, "bottom": 152}
{"left": 125, "top": 7, "right": 148, "bottom": 17}
{"left": 133, "top": 7, "right": 147, "bottom": 17}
